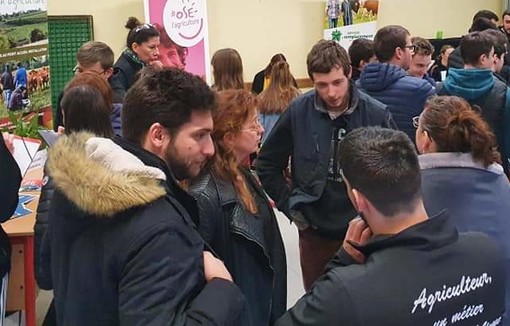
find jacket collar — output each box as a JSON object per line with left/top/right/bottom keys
{"left": 47, "top": 133, "right": 167, "bottom": 217}
{"left": 314, "top": 80, "right": 359, "bottom": 117}
{"left": 419, "top": 152, "right": 504, "bottom": 175}
{"left": 115, "top": 136, "right": 201, "bottom": 225}
{"left": 213, "top": 173, "right": 238, "bottom": 205}
{"left": 352, "top": 210, "right": 458, "bottom": 257}
{"left": 212, "top": 167, "right": 266, "bottom": 206}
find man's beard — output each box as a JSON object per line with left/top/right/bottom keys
{"left": 164, "top": 144, "right": 196, "bottom": 181}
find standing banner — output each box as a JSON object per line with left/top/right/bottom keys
{"left": 324, "top": 0, "right": 379, "bottom": 49}
{"left": 0, "top": 0, "right": 50, "bottom": 119}
{"left": 144, "top": 0, "right": 210, "bottom": 83}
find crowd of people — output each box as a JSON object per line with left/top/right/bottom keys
{"left": 1, "top": 8, "right": 510, "bottom": 326}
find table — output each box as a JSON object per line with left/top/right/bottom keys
{"left": 2, "top": 151, "right": 45, "bottom": 326}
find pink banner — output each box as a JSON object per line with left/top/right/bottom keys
{"left": 144, "top": 0, "right": 209, "bottom": 80}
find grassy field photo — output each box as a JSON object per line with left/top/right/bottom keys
{"left": 0, "top": 10, "right": 48, "bottom": 51}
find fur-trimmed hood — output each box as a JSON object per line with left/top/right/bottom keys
{"left": 47, "top": 132, "right": 167, "bottom": 217}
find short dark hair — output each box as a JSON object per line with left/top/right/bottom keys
{"left": 482, "top": 29, "right": 508, "bottom": 57}
{"left": 338, "top": 127, "right": 421, "bottom": 217}
{"left": 122, "top": 67, "right": 216, "bottom": 144}
{"left": 307, "top": 40, "right": 351, "bottom": 79}
{"left": 460, "top": 31, "right": 494, "bottom": 65}
{"left": 373, "top": 25, "right": 410, "bottom": 63}
{"left": 348, "top": 38, "right": 375, "bottom": 69}
{"left": 503, "top": 10, "right": 510, "bottom": 19}
{"left": 469, "top": 17, "right": 498, "bottom": 33}
{"left": 61, "top": 85, "right": 114, "bottom": 138}
{"left": 125, "top": 17, "right": 159, "bottom": 50}
{"left": 473, "top": 10, "right": 499, "bottom": 22}
{"left": 76, "top": 41, "right": 114, "bottom": 70}
{"left": 411, "top": 36, "right": 434, "bottom": 57}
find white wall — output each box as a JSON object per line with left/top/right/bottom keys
{"left": 48, "top": 0, "right": 503, "bottom": 79}
{"left": 377, "top": 0, "right": 502, "bottom": 38}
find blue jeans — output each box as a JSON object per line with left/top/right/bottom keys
{"left": 328, "top": 17, "right": 338, "bottom": 28}
{"left": 2, "top": 90, "right": 12, "bottom": 108}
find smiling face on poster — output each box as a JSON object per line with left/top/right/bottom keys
{"left": 145, "top": 0, "right": 210, "bottom": 82}
{"left": 163, "top": 0, "right": 206, "bottom": 47}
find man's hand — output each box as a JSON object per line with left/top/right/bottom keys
{"left": 343, "top": 217, "right": 372, "bottom": 264}
{"left": 203, "top": 251, "right": 233, "bottom": 282}
{"left": 2, "top": 132, "right": 14, "bottom": 155}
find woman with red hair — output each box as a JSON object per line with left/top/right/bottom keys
{"left": 189, "top": 89, "right": 287, "bottom": 326}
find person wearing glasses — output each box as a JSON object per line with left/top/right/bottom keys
{"left": 189, "top": 89, "right": 287, "bottom": 326}
{"left": 109, "top": 16, "right": 162, "bottom": 103}
{"left": 256, "top": 40, "right": 395, "bottom": 292}
{"left": 436, "top": 30, "right": 510, "bottom": 174}
{"left": 54, "top": 41, "right": 115, "bottom": 131}
{"left": 415, "top": 95, "right": 510, "bottom": 322}
{"left": 357, "top": 25, "right": 435, "bottom": 144}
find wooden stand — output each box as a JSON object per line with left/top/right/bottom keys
{"left": 2, "top": 154, "right": 44, "bottom": 326}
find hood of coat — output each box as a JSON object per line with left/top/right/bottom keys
{"left": 47, "top": 132, "right": 167, "bottom": 217}
{"left": 443, "top": 68, "right": 495, "bottom": 101}
{"left": 358, "top": 62, "right": 408, "bottom": 92}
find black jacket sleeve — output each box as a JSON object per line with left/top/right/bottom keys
{"left": 109, "top": 69, "right": 129, "bottom": 104}
{"left": 275, "top": 271, "right": 360, "bottom": 326}
{"left": 254, "top": 108, "right": 293, "bottom": 217}
{"left": 118, "top": 222, "right": 244, "bottom": 325}
{"left": 447, "top": 47, "right": 464, "bottom": 69}
{"left": 34, "top": 170, "right": 54, "bottom": 290}
{"left": 192, "top": 186, "right": 221, "bottom": 246}
{"left": 251, "top": 70, "right": 265, "bottom": 94}
{"left": 0, "top": 136, "right": 21, "bottom": 222}
{"left": 54, "top": 92, "right": 64, "bottom": 132}
{"left": 383, "top": 109, "right": 398, "bottom": 130}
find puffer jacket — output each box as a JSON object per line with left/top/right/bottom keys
{"left": 357, "top": 62, "right": 435, "bottom": 143}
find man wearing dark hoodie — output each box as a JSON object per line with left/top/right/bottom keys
{"left": 43, "top": 68, "right": 245, "bottom": 326}
{"left": 357, "top": 25, "right": 435, "bottom": 143}
{"left": 437, "top": 31, "right": 510, "bottom": 173}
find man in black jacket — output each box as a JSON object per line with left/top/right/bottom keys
{"left": 277, "top": 127, "right": 506, "bottom": 325}
{"left": 0, "top": 133, "right": 21, "bottom": 322}
{"left": 44, "top": 68, "right": 244, "bottom": 325}
{"left": 255, "top": 40, "right": 396, "bottom": 291}
{"left": 448, "top": 10, "right": 499, "bottom": 69}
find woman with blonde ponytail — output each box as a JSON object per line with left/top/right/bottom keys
{"left": 189, "top": 89, "right": 287, "bottom": 326}
{"left": 415, "top": 95, "right": 510, "bottom": 318}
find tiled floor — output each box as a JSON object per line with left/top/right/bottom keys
{"left": 5, "top": 209, "right": 305, "bottom": 326}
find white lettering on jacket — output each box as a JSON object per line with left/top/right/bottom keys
{"left": 411, "top": 273, "right": 492, "bottom": 314}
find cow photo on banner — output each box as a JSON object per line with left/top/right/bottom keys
{"left": 144, "top": 0, "right": 210, "bottom": 82}
{"left": 0, "top": 1, "right": 50, "bottom": 120}
{"left": 324, "top": 0, "right": 379, "bottom": 49}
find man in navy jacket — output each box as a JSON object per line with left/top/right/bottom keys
{"left": 357, "top": 25, "right": 435, "bottom": 143}
{"left": 256, "top": 40, "right": 396, "bottom": 291}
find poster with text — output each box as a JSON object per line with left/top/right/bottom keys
{"left": 0, "top": 0, "right": 50, "bottom": 119}
{"left": 144, "top": 0, "right": 210, "bottom": 83}
{"left": 324, "top": 0, "right": 379, "bottom": 50}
